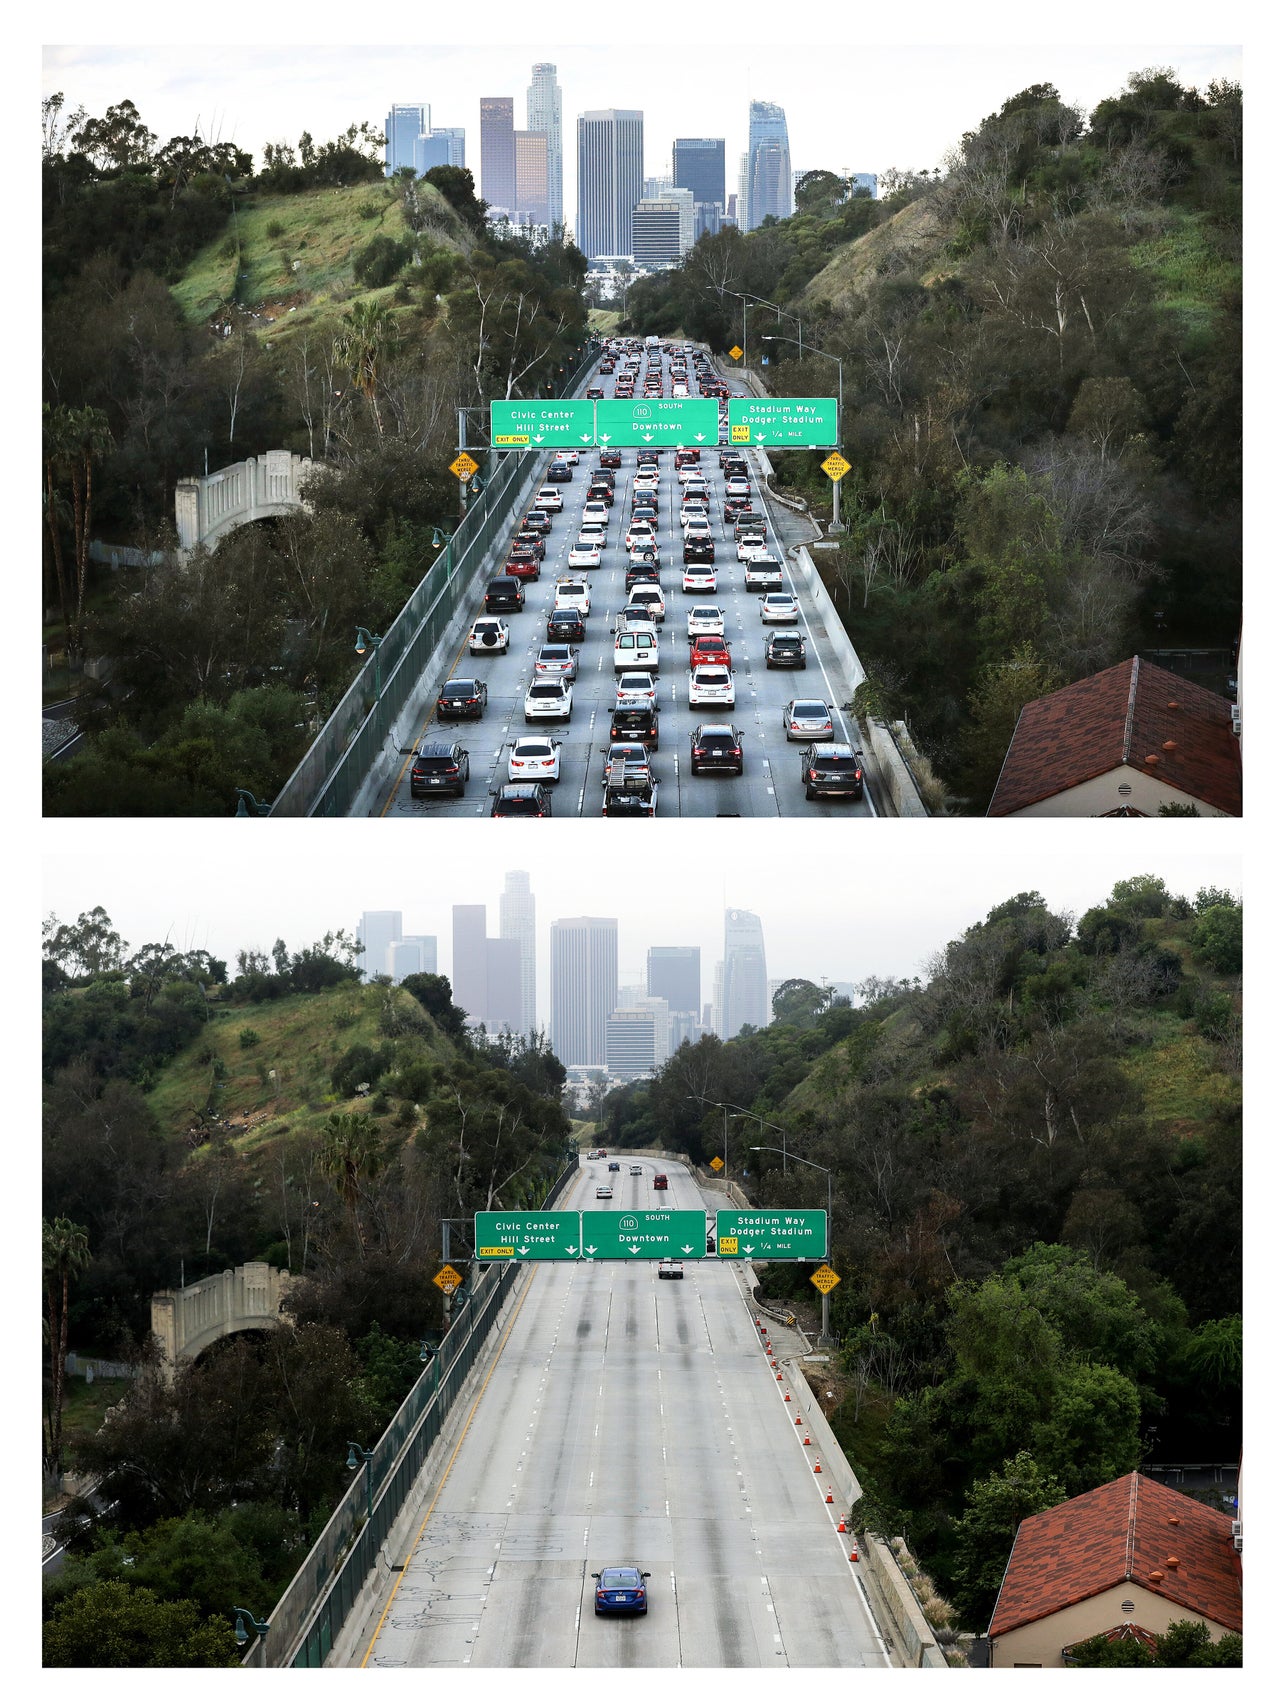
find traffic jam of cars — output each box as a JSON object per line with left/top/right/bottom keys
{"left": 394, "top": 336, "right": 868, "bottom": 816}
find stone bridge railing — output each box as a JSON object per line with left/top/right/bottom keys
{"left": 151, "top": 1261, "right": 291, "bottom": 1374}
{"left": 175, "top": 451, "right": 314, "bottom": 555}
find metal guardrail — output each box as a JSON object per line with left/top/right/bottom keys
{"left": 242, "top": 1156, "right": 580, "bottom": 1668}
{"left": 269, "top": 350, "right": 598, "bottom": 817}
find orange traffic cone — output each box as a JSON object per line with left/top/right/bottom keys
{"left": 784, "top": 1394, "right": 791, "bottom": 1403}
{"left": 795, "top": 1414, "right": 802, "bottom": 1425}
{"left": 776, "top": 1371, "right": 783, "bottom": 1381}
{"left": 803, "top": 1434, "right": 811, "bottom": 1445}
{"left": 838, "top": 1518, "right": 847, "bottom": 1533}
{"left": 849, "top": 1546, "right": 859, "bottom": 1562}
{"left": 826, "top": 1486, "right": 834, "bottom": 1503}
{"left": 813, "top": 1461, "right": 822, "bottom": 1474}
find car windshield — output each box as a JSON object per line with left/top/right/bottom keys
{"left": 599, "top": 1570, "right": 640, "bottom": 1589}
{"left": 443, "top": 682, "right": 475, "bottom": 695}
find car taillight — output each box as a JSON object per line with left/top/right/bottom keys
{"left": 444, "top": 764, "right": 459, "bottom": 776}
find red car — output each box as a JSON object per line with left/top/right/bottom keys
{"left": 689, "top": 636, "right": 732, "bottom": 670}
{"left": 505, "top": 554, "right": 541, "bottom": 581}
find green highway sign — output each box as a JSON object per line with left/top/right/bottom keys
{"left": 474, "top": 1211, "right": 582, "bottom": 1261}
{"left": 489, "top": 400, "right": 597, "bottom": 448}
{"left": 581, "top": 1209, "right": 707, "bottom": 1261}
{"left": 715, "top": 1209, "right": 827, "bottom": 1261}
{"left": 727, "top": 398, "right": 838, "bottom": 448}
{"left": 594, "top": 398, "right": 719, "bottom": 447}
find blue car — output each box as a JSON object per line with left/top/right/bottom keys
{"left": 593, "top": 1565, "right": 650, "bottom": 1616}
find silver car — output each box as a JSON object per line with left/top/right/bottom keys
{"left": 783, "top": 698, "right": 834, "bottom": 741}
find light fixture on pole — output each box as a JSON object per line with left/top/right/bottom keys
{"left": 345, "top": 1440, "right": 375, "bottom": 1523}
{"left": 430, "top": 525, "right": 457, "bottom": 581}
{"left": 233, "top": 1607, "right": 270, "bottom": 1646}
{"left": 233, "top": 789, "right": 272, "bottom": 817}
{"left": 354, "top": 627, "right": 384, "bottom": 703}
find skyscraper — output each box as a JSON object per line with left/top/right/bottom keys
{"left": 647, "top": 946, "right": 701, "bottom": 1017}
{"left": 451, "top": 904, "right": 488, "bottom": 1022}
{"left": 389, "top": 936, "right": 437, "bottom": 982}
{"left": 527, "top": 63, "right": 563, "bottom": 227}
{"left": 745, "top": 102, "right": 792, "bottom": 230}
{"left": 576, "top": 110, "right": 644, "bottom": 258}
{"left": 385, "top": 105, "right": 427, "bottom": 176}
{"left": 514, "top": 130, "right": 550, "bottom": 225}
{"left": 418, "top": 127, "right": 465, "bottom": 171}
{"left": 721, "top": 909, "right": 769, "bottom": 1038}
{"left": 359, "top": 911, "right": 402, "bottom": 980}
{"left": 550, "top": 917, "right": 618, "bottom": 1067}
{"left": 500, "top": 871, "right": 537, "bottom": 1036}
{"left": 485, "top": 938, "right": 523, "bottom": 1032}
{"left": 673, "top": 138, "right": 725, "bottom": 210}
{"left": 480, "top": 96, "right": 516, "bottom": 212}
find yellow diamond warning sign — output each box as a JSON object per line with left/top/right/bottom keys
{"left": 809, "top": 1264, "right": 841, "bottom": 1294}
{"left": 820, "top": 452, "right": 851, "bottom": 482}
{"left": 433, "top": 1264, "right": 463, "bottom": 1294}
{"left": 450, "top": 452, "right": 479, "bottom": 481}
{"left": 729, "top": 345, "right": 743, "bottom": 361}
{"left": 709, "top": 1155, "right": 724, "bottom": 1173}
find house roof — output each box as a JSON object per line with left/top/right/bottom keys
{"left": 987, "top": 657, "right": 1241, "bottom": 816}
{"left": 989, "top": 1472, "right": 1242, "bottom": 1638}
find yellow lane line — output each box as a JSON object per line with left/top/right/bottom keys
{"left": 358, "top": 1265, "right": 539, "bottom": 1665}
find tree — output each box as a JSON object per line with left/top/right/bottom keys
{"left": 1033, "top": 1360, "right": 1142, "bottom": 1493}
{"left": 959, "top": 644, "right": 1066, "bottom": 807}
{"left": 42, "top": 1579, "right": 239, "bottom": 1666}
{"left": 950, "top": 1451, "right": 1066, "bottom": 1622}
{"left": 43, "top": 1217, "right": 91, "bottom": 1477}
{"left": 333, "top": 299, "right": 401, "bottom": 436}
{"left": 42, "top": 906, "right": 128, "bottom": 978}
{"left": 1192, "top": 903, "right": 1242, "bottom": 974}
{"left": 43, "top": 402, "right": 113, "bottom": 657}
{"left": 319, "top": 1111, "right": 384, "bottom": 1255}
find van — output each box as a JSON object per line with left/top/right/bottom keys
{"left": 613, "top": 626, "right": 659, "bottom": 673}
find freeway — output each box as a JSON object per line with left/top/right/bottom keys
{"left": 370, "top": 341, "right": 873, "bottom": 818}
{"left": 345, "top": 1157, "right": 890, "bottom": 1668}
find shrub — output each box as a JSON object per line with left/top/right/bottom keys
{"left": 239, "top": 1028, "right": 261, "bottom": 1049}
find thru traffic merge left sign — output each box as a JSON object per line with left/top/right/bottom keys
{"left": 449, "top": 452, "right": 479, "bottom": 481}
{"left": 433, "top": 1264, "right": 463, "bottom": 1294}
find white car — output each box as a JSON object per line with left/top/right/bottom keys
{"left": 688, "top": 663, "right": 736, "bottom": 708}
{"left": 683, "top": 520, "right": 712, "bottom": 543}
{"left": 535, "top": 644, "right": 579, "bottom": 680}
{"left": 629, "top": 1163, "right": 642, "bottom": 1175}
{"left": 524, "top": 679, "right": 573, "bottom": 722}
{"left": 468, "top": 617, "right": 509, "bottom": 654}
{"left": 508, "top": 735, "right": 562, "bottom": 782}
{"left": 556, "top": 448, "right": 580, "bottom": 465}
{"left": 687, "top": 605, "right": 726, "bottom": 637}
{"left": 760, "top": 591, "right": 800, "bottom": 623}
{"left": 627, "top": 586, "right": 666, "bottom": 624}
{"left": 615, "top": 671, "right": 657, "bottom": 703}
{"left": 683, "top": 565, "right": 718, "bottom": 593}
{"left": 737, "top": 532, "right": 767, "bottom": 561}
{"left": 535, "top": 486, "right": 563, "bottom": 511}
{"left": 553, "top": 578, "right": 591, "bottom": 613}
{"left": 745, "top": 555, "right": 784, "bottom": 591}
{"left": 568, "top": 540, "right": 601, "bottom": 569}
{"left": 783, "top": 698, "right": 835, "bottom": 741}
{"left": 582, "top": 501, "right": 609, "bottom": 529}
{"left": 682, "top": 480, "right": 710, "bottom": 502}
{"left": 578, "top": 523, "right": 606, "bottom": 548}
{"left": 625, "top": 522, "right": 657, "bottom": 552}
{"left": 677, "top": 463, "right": 703, "bottom": 486}
{"left": 633, "top": 473, "right": 659, "bottom": 496}
{"left": 596, "top": 1185, "right": 613, "bottom": 1199}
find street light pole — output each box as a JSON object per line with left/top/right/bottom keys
{"left": 345, "top": 1441, "right": 375, "bottom": 1523}
{"left": 354, "top": 627, "right": 383, "bottom": 703}
{"left": 749, "top": 1144, "right": 834, "bottom": 1345}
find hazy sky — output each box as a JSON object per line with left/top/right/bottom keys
{"left": 43, "top": 15, "right": 1242, "bottom": 228}
{"left": 42, "top": 822, "right": 1241, "bottom": 1022}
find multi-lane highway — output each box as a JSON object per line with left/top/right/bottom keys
{"left": 346, "top": 1156, "right": 890, "bottom": 1668}
{"left": 371, "top": 340, "right": 873, "bottom": 818}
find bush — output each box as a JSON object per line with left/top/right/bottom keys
{"left": 353, "top": 234, "right": 413, "bottom": 288}
{"left": 239, "top": 1028, "right": 261, "bottom": 1049}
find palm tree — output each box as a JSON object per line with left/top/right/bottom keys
{"left": 319, "top": 1112, "right": 382, "bottom": 1255}
{"left": 332, "top": 301, "right": 400, "bottom": 436}
{"left": 43, "top": 404, "right": 113, "bottom": 661}
{"left": 43, "top": 1217, "right": 91, "bottom": 1479}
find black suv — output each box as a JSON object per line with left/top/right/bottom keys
{"left": 411, "top": 740, "right": 470, "bottom": 798}
{"left": 683, "top": 536, "right": 715, "bottom": 565}
{"left": 547, "top": 607, "right": 587, "bottom": 642}
{"left": 611, "top": 701, "right": 660, "bottom": 745}
{"left": 587, "top": 481, "right": 614, "bottom": 506}
{"left": 599, "top": 447, "right": 622, "bottom": 469}
{"left": 800, "top": 743, "right": 864, "bottom": 800}
{"left": 766, "top": 631, "right": 807, "bottom": 669}
{"left": 690, "top": 724, "right": 744, "bottom": 775}
{"left": 491, "top": 782, "right": 553, "bottom": 816}
{"left": 485, "top": 577, "right": 524, "bottom": 612}
{"left": 436, "top": 678, "right": 488, "bottom": 721}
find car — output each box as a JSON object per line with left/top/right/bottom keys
{"left": 586, "top": 482, "right": 614, "bottom": 507}
{"left": 523, "top": 509, "right": 552, "bottom": 534}
{"left": 585, "top": 384, "right": 604, "bottom": 400}
{"left": 683, "top": 536, "right": 715, "bottom": 565}
{"left": 587, "top": 1148, "right": 599, "bottom": 1159}
{"left": 619, "top": 601, "right": 657, "bottom": 628}
{"left": 674, "top": 448, "right": 700, "bottom": 469}
{"left": 689, "top": 635, "right": 732, "bottom": 670}
{"left": 468, "top": 617, "right": 509, "bottom": 654}
{"left": 625, "top": 521, "right": 657, "bottom": 552}
{"left": 611, "top": 698, "right": 659, "bottom": 744}
{"left": 535, "top": 486, "right": 563, "bottom": 511}
{"left": 485, "top": 577, "right": 524, "bottom": 612}
{"left": 615, "top": 671, "right": 657, "bottom": 703}
{"left": 737, "top": 531, "right": 767, "bottom": 562}
{"left": 690, "top": 723, "right": 743, "bottom": 774}
{"left": 505, "top": 552, "right": 541, "bottom": 581}
{"left": 513, "top": 529, "right": 546, "bottom": 559}
{"left": 688, "top": 663, "right": 735, "bottom": 708}
{"left": 658, "top": 1258, "right": 684, "bottom": 1279}
{"left": 687, "top": 605, "right": 725, "bottom": 637}
{"left": 761, "top": 590, "right": 800, "bottom": 623}
{"left": 633, "top": 473, "right": 659, "bottom": 496}
{"left": 682, "top": 521, "right": 712, "bottom": 545}
{"left": 627, "top": 586, "right": 666, "bottom": 624}
{"left": 681, "top": 479, "right": 710, "bottom": 502}
{"left": 745, "top": 556, "right": 785, "bottom": 592}
{"left": 603, "top": 739, "right": 650, "bottom": 776}
{"left": 733, "top": 512, "right": 766, "bottom": 540}
{"left": 436, "top": 678, "right": 488, "bottom": 721}
{"left": 784, "top": 698, "right": 835, "bottom": 741}
{"left": 546, "top": 461, "right": 572, "bottom": 482}
{"left": 547, "top": 607, "right": 587, "bottom": 642}
{"left": 607, "top": 1160, "right": 621, "bottom": 1171}
{"left": 613, "top": 627, "right": 659, "bottom": 672}
{"left": 597, "top": 1148, "right": 608, "bottom": 1157}
{"left": 653, "top": 1173, "right": 668, "bottom": 1190}
{"left": 524, "top": 679, "right": 573, "bottom": 722}
{"left": 592, "top": 465, "right": 616, "bottom": 486}
{"left": 626, "top": 560, "right": 661, "bottom": 590}
{"left": 582, "top": 501, "right": 610, "bottom": 528}
{"left": 553, "top": 577, "right": 591, "bottom": 614}
{"left": 410, "top": 739, "right": 470, "bottom": 798}
{"left": 490, "top": 782, "right": 552, "bottom": 816}
{"left": 801, "top": 742, "right": 865, "bottom": 800}
{"left": 683, "top": 565, "right": 718, "bottom": 593}
{"left": 592, "top": 1566, "right": 650, "bottom": 1616}
{"left": 629, "top": 1163, "right": 642, "bottom": 1175}
{"left": 599, "top": 447, "right": 622, "bottom": 468}
{"left": 578, "top": 523, "right": 607, "bottom": 549}
{"left": 725, "top": 476, "right": 751, "bottom": 498}
{"left": 766, "top": 630, "right": 807, "bottom": 668}
{"left": 568, "top": 540, "right": 602, "bottom": 569}
{"left": 508, "top": 735, "right": 562, "bottom": 782}
{"left": 556, "top": 448, "right": 580, "bottom": 465}
{"left": 595, "top": 1184, "right": 613, "bottom": 1199}
{"left": 535, "top": 644, "right": 579, "bottom": 681}
{"left": 724, "top": 496, "right": 752, "bottom": 522}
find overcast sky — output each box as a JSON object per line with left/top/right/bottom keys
{"left": 43, "top": 13, "right": 1242, "bottom": 229}
{"left": 42, "top": 822, "right": 1241, "bottom": 1023}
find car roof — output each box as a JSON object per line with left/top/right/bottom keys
{"left": 417, "top": 740, "right": 460, "bottom": 756}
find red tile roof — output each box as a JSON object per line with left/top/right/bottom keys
{"left": 989, "top": 1473, "right": 1242, "bottom": 1637}
{"left": 987, "top": 657, "right": 1241, "bottom": 816}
